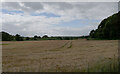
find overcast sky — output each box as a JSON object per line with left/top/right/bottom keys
{"left": 0, "top": 2, "right": 118, "bottom": 37}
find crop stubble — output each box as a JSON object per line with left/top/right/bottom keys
{"left": 2, "top": 39, "right": 118, "bottom": 72}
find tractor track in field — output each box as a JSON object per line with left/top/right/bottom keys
{"left": 49, "top": 41, "right": 72, "bottom": 51}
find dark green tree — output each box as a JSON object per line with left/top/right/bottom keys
{"left": 26, "top": 37, "right": 30, "bottom": 40}
{"left": 34, "top": 35, "right": 38, "bottom": 40}
{"left": 42, "top": 35, "right": 48, "bottom": 38}
{"left": 15, "top": 34, "right": 23, "bottom": 41}
{"left": 90, "top": 30, "right": 95, "bottom": 38}
{"left": 90, "top": 11, "right": 120, "bottom": 40}
{"left": 1, "top": 31, "right": 14, "bottom": 41}
{"left": 38, "top": 36, "right": 41, "bottom": 39}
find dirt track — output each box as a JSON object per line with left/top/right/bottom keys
{"left": 2, "top": 39, "right": 118, "bottom": 72}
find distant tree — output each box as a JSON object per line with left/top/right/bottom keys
{"left": 15, "top": 34, "right": 23, "bottom": 41}
{"left": 34, "top": 35, "right": 38, "bottom": 40}
{"left": 58, "top": 37, "right": 62, "bottom": 40}
{"left": 26, "top": 37, "right": 30, "bottom": 40}
{"left": 64, "top": 37, "right": 70, "bottom": 40}
{"left": 38, "top": 36, "right": 41, "bottom": 39}
{"left": 42, "top": 35, "right": 48, "bottom": 38}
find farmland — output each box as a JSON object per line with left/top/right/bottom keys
{"left": 2, "top": 39, "right": 118, "bottom": 72}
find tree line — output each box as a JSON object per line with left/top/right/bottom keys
{"left": 0, "top": 31, "right": 89, "bottom": 41}
{"left": 0, "top": 31, "right": 49, "bottom": 41}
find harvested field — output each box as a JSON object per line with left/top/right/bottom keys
{"left": 2, "top": 39, "right": 118, "bottom": 72}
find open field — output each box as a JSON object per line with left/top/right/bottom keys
{"left": 2, "top": 39, "right": 118, "bottom": 72}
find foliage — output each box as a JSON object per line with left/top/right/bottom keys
{"left": 42, "top": 35, "right": 48, "bottom": 38}
{"left": 15, "top": 34, "right": 23, "bottom": 41}
{"left": 0, "top": 31, "right": 89, "bottom": 41}
{"left": 0, "top": 31, "right": 14, "bottom": 41}
{"left": 90, "top": 11, "right": 120, "bottom": 39}
{"left": 25, "top": 37, "right": 30, "bottom": 40}
{"left": 34, "top": 35, "right": 38, "bottom": 40}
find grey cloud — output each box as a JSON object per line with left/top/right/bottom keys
{"left": 71, "top": 2, "right": 118, "bottom": 19}
{"left": 42, "top": 2, "right": 118, "bottom": 19}
{"left": 42, "top": 2, "right": 74, "bottom": 10}
{"left": 2, "top": 22, "right": 25, "bottom": 35}
{"left": 2, "top": 2, "right": 43, "bottom": 13}
{"left": 22, "top": 2, "right": 43, "bottom": 11}
{"left": 2, "top": 2, "right": 118, "bottom": 17}
{"left": 2, "top": 2, "right": 22, "bottom": 10}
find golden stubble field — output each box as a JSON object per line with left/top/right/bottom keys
{"left": 2, "top": 39, "right": 118, "bottom": 72}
